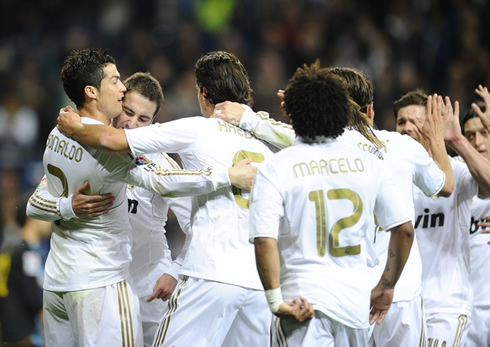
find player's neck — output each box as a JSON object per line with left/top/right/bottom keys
{"left": 78, "top": 105, "right": 112, "bottom": 125}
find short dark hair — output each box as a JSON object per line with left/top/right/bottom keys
{"left": 194, "top": 51, "right": 253, "bottom": 106}
{"left": 283, "top": 61, "right": 350, "bottom": 139}
{"left": 462, "top": 100, "right": 486, "bottom": 133}
{"left": 61, "top": 48, "right": 116, "bottom": 108}
{"left": 393, "top": 89, "right": 428, "bottom": 120}
{"left": 124, "top": 72, "right": 164, "bottom": 117}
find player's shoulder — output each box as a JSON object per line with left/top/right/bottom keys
{"left": 154, "top": 116, "right": 205, "bottom": 128}
{"left": 374, "top": 129, "right": 411, "bottom": 144}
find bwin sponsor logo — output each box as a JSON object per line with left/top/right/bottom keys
{"left": 469, "top": 216, "right": 488, "bottom": 234}
{"left": 415, "top": 208, "right": 445, "bottom": 229}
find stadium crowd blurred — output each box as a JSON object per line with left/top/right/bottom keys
{"left": 0, "top": 0, "right": 489, "bottom": 304}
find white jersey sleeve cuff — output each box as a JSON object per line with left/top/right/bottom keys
{"left": 59, "top": 195, "right": 77, "bottom": 220}
{"left": 216, "top": 167, "right": 231, "bottom": 189}
{"left": 238, "top": 107, "right": 257, "bottom": 132}
{"left": 166, "top": 261, "right": 181, "bottom": 281}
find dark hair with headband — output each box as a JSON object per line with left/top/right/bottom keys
{"left": 329, "top": 67, "right": 383, "bottom": 149}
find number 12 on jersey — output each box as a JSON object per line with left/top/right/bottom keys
{"left": 309, "top": 189, "right": 362, "bottom": 257}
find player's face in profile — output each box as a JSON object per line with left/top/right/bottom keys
{"left": 395, "top": 104, "right": 426, "bottom": 143}
{"left": 464, "top": 117, "right": 490, "bottom": 160}
{"left": 98, "top": 64, "right": 126, "bottom": 120}
{"left": 112, "top": 90, "right": 156, "bottom": 130}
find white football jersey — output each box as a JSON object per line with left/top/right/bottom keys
{"left": 238, "top": 109, "right": 446, "bottom": 303}
{"left": 126, "top": 152, "right": 192, "bottom": 297}
{"left": 27, "top": 151, "right": 192, "bottom": 299}
{"left": 124, "top": 116, "right": 276, "bottom": 290}
{"left": 468, "top": 196, "right": 490, "bottom": 307}
{"left": 347, "top": 128, "right": 445, "bottom": 301}
{"left": 250, "top": 137, "right": 411, "bottom": 329}
{"left": 414, "top": 156, "right": 477, "bottom": 315}
{"left": 36, "top": 118, "right": 230, "bottom": 291}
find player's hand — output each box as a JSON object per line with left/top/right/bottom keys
{"left": 473, "top": 85, "right": 490, "bottom": 131}
{"left": 72, "top": 182, "right": 115, "bottom": 218}
{"left": 212, "top": 101, "right": 245, "bottom": 126}
{"left": 57, "top": 105, "right": 83, "bottom": 137}
{"left": 228, "top": 158, "right": 257, "bottom": 190}
{"left": 441, "top": 96, "right": 462, "bottom": 144}
{"left": 369, "top": 284, "right": 394, "bottom": 325}
{"left": 275, "top": 298, "right": 315, "bottom": 323}
{"left": 419, "top": 94, "right": 446, "bottom": 143}
{"left": 477, "top": 216, "right": 490, "bottom": 244}
{"left": 146, "top": 273, "right": 178, "bottom": 302}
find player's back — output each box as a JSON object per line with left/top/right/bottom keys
{"left": 42, "top": 119, "right": 133, "bottom": 292}
{"left": 347, "top": 128, "right": 445, "bottom": 301}
{"left": 260, "top": 137, "right": 406, "bottom": 328}
{"left": 176, "top": 117, "right": 276, "bottom": 290}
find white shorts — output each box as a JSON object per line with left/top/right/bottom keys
{"left": 43, "top": 279, "right": 143, "bottom": 347}
{"left": 425, "top": 311, "right": 470, "bottom": 347}
{"left": 140, "top": 295, "right": 167, "bottom": 347}
{"left": 466, "top": 305, "right": 490, "bottom": 347}
{"left": 152, "top": 275, "right": 271, "bottom": 347}
{"left": 272, "top": 310, "right": 369, "bottom": 347}
{"left": 369, "top": 294, "right": 426, "bottom": 347}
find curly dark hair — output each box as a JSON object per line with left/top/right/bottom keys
{"left": 61, "top": 48, "right": 116, "bottom": 108}
{"left": 194, "top": 51, "right": 253, "bottom": 106}
{"left": 124, "top": 72, "right": 164, "bottom": 116}
{"left": 393, "top": 89, "right": 428, "bottom": 120}
{"left": 283, "top": 61, "right": 350, "bottom": 139}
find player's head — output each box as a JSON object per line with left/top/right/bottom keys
{"left": 329, "top": 67, "right": 374, "bottom": 116}
{"left": 329, "top": 67, "right": 383, "bottom": 148}
{"left": 463, "top": 100, "right": 490, "bottom": 160}
{"left": 112, "top": 72, "right": 164, "bottom": 129}
{"left": 194, "top": 51, "right": 253, "bottom": 117}
{"left": 61, "top": 48, "right": 125, "bottom": 111}
{"left": 282, "top": 61, "right": 351, "bottom": 140}
{"left": 393, "top": 89, "right": 428, "bottom": 145}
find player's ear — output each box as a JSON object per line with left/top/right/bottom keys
{"left": 85, "top": 85, "right": 98, "bottom": 101}
{"left": 201, "top": 87, "right": 208, "bottom": 100}
{"left": 367, "top": 103, "right": 375, "bottom": 121}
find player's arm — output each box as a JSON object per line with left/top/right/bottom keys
{"left": 250, "top": 168, "right": 314, "bottom": 322}
{"left": 254, "top": 237, "right": 315, "bottom": 322}
{"left": 147, "top": 229, "right": 190, "bottom": 302}
{"left": 125, "top": 156, "right": 256, "bottom": 198}
{"left": 420, "top": 94, "right": 454, "bottom": 197}
{"left": 212, "top": 101, "right": 295, "bottom": 149}
{"left": 444, "top": 96, "right": 490, "bottom": 198}
{"left": 370, "top": 221, "right": 414, "bottom": 325}
{"left": 371, "top": 169, "right": 414, "bottom": 325}
{"left": 147, "top": 161, "right": 193, "bottom": 302}
{"left": 27, "top": 177, "right": 114, "bottom": 221}
{"left": 58, "top": 107, "right": 256, "bottom": 191}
